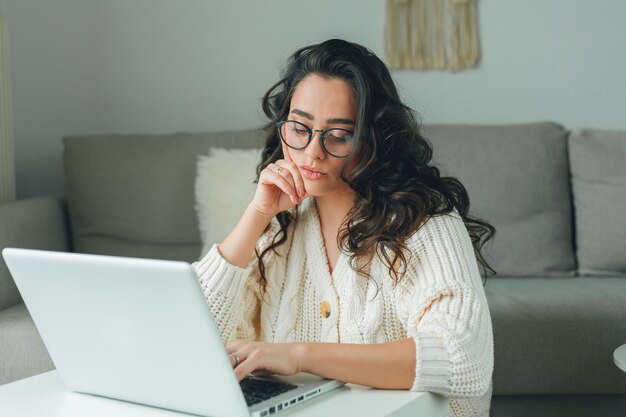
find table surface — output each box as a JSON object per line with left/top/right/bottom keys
{"left": 0, "top": 371, "right": 450, "bottom": 417}
{"left": 615, "top": 344, "right": 626, "bottom": 373}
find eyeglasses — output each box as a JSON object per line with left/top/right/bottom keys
{"left": 276, "top": 120, "right": 355, "bottom": 158}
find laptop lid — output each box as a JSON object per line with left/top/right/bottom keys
{"left": 2, "top": 247, "right": 250, "bottom": 417}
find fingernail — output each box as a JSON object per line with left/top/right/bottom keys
{"left": 299, "top": 187, "right": 304, "bottom": 197}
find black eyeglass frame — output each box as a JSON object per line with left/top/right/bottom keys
{"left": 276, "top": 120, "right": 355, "bottom": 158}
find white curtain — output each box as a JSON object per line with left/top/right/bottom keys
{"left": 385, "top": 0, "right": 479, "bottom": 71}
{"left": 0, "top": 14, "right": 15, "bottom": 204}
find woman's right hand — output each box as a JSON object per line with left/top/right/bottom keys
{"left": 252, "top": 159, "right": 307, "bottom": 218}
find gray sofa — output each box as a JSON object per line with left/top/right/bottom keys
{"left": 1, "top": 122, "right": 625, "bottom": 416}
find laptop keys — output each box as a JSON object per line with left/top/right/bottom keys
{"left": 240, "top": 377, "right": 298, "bottom": 406}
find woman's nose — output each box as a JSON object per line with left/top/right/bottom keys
{"left": 305, "top": 131, "right": 326, "bottom": 159}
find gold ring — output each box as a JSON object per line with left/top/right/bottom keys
{"left": 274, "top": 166, "right": 283, "bottom": 175}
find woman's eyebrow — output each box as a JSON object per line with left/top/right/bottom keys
{"left": 290, "top": 108, "right": 313, "bottom": 120}
{"left": 290, "top": 108, "right": 355, "bottom": 125}
{"left": 327, "top": 117, "right": 355, "bottom": 126}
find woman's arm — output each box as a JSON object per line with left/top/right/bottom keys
{"left": 193, "top": 244, "right": 261, "bottom": 344}
{"left": 220, "top": 155, "right": 306, "bottom": 268}
{"left": 218, "top": 202, "right": 274, "bottom": 267}
{"left": 397, "top": 211, "right": 493, "bottom": 397}
{"left": 226, "top": 339, "right": 416, "bottom": 390}
{"left": 194, "top": 154, "right": 305, "bottom": 341}
{"left": 299, "top": 339, "right": 416, "bottom": 389}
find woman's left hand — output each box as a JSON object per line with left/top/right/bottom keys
{"left": 226, "top": 340, "right": 306, "bottom": 382}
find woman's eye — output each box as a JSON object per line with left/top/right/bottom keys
{"left": 327, "top": 131, "right": 353, "bottom": 143}
{"left": 293, "top": 128, "right": 308, "bottom": 136}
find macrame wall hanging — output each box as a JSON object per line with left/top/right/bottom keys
{"left": 385, "top": 0, "right": 479, "bottom": 71}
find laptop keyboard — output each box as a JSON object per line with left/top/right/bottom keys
{"left": 240, "top": 377, "right": 298, "bottom": 406}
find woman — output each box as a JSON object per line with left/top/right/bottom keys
{"left": 192, "top": 39, "right": 496, "bottom": 416}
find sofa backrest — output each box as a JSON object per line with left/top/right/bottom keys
{"left": 63, "top": 130, "right": 264, "bottom": 263}
{"left": 63, "top": 122, "right": 579, "bottom": 277}
{"left": 423, "top": 122, "right": 576, "bottom": 277}
{"left": 0, "top": 196, "right": 71, "bottom": 309}
{"left": 569, "top": 128, "right": 626, "bottom": 276}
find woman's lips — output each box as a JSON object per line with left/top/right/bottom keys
{"left": 299, "top": 166, "right": 326, "bottom": 180}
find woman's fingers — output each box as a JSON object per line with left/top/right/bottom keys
{"left": 275, "top": 160, "right": 305, "bottom": 199}
{"left": 226, "top": 341, "right": 299, "bottom": 382}
{"left": 261, "top": 165, "right": 298, "bottom": 203}
{"left": 234, "top": 353, "right": 257, "bottom": 381}
{"left": 226, "top": 342, "right": 255, "bottom": 380}
{"left": 226, "top": 341, "right": 247, "bottom": 370}
{"left": 230, "top": 345, "right": 272, "bottom": 382}
{"left": 266, "top": 163, "right": 301, "bottom": 204}
{"left": 225, "top": 340, "right": 245, "bottom": 354}
{"left": 228, "top": 352, "right": 238, "bottom": 368}
{"left": 254, "top": 158, "right": 308, "bottom": 215}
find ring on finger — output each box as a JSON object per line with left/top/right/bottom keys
{"left": 231, "top": 352, "right": 241, "bottom": 367}
{"left": 273, "top": 166, "right": 283, "bottom": 175}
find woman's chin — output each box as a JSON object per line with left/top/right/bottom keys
{"left": 301, "top": 177, "right": 353, "bottom": 199}
{"left": 303, "top": 190, "right": 324, "bottom": 198}
{"left": 301, "top": 182, "right": 331, "bottom": 198}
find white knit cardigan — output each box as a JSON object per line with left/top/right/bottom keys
{"left": 191, "top": 197, "right": 494, "bottom": 417}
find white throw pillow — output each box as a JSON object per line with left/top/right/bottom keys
{"left": 194, "top": 148, "right": 262, "bottom": 257}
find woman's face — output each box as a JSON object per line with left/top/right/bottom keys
{"left": 283, "top": 73, "right": 357, "bottom": 198}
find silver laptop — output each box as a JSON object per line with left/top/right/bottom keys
{"left": 2, "top": 247, "right": 344, "bottom": 417}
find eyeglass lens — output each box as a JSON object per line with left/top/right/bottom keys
{"left": 279, "top": 121, "right": 354, "bottom": 157}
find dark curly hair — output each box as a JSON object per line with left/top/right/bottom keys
{"left": 255, "top": 39, "right": 496, "bottom": 292}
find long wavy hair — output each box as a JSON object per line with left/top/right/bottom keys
{"left": 255, "top": 39, "right": 496, "bottom": 292}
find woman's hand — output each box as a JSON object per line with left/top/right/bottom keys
{"left": 226, "top": 340, "right": 306, "bottom": 382}
{"left": 252, "top": 158, "right": 307, "bottom": 218}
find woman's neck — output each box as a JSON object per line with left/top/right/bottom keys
{"left": 314, "top": 189, "right": 356, "bottom": 232}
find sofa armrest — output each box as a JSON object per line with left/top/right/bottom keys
{"left": 0, "top": 196, "right": 71, "bottom": 310}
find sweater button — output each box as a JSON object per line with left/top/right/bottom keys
{"left": 320, "top": 300, "right": 331, "bottom": 318}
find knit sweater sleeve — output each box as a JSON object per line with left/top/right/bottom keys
{"left": 396, "top": 210, "right": 494, "bottom": 399}
{"left": 190, "top": 244, "right": 259, "bottom": 345}
{"left": 190, "top": 219, "right": 282, "bottom": 345}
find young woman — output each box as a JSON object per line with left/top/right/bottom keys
{"left": 192, "top": 39, "right": 496, "bottom": 417}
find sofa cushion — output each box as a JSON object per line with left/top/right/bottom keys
{"left": 485, "top": 277, "right": 626, "bottom": 395}
{"left": 0, "top": 302, "right": 54, "bottom": 385}
{"left": 568, "top": 129, "right": 626, "bottom": 275}
{"left": 423, "top": 122, "right": 576, "bottom": 277}
{"left": 63, "top": 130, "right": 265, "bottom": 263}
{"left": 0, "top": 197, "right": 71, "bottom": 311}
{"left": 195, "top": 148, "right": 261, "bottom": 257}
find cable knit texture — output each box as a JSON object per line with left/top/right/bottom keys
{"left": 192, "top": 198, "right": 494, "bottom": 417}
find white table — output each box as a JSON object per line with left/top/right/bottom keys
{"left": 0, "top": 371, "right": 450, "bottom": 417}
{"left": 615, "top": 344, "right": 626, "bottom": 373}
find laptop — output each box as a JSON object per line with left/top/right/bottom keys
{"left": 2, "top": 247, "right": 344, "bottom": 417}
